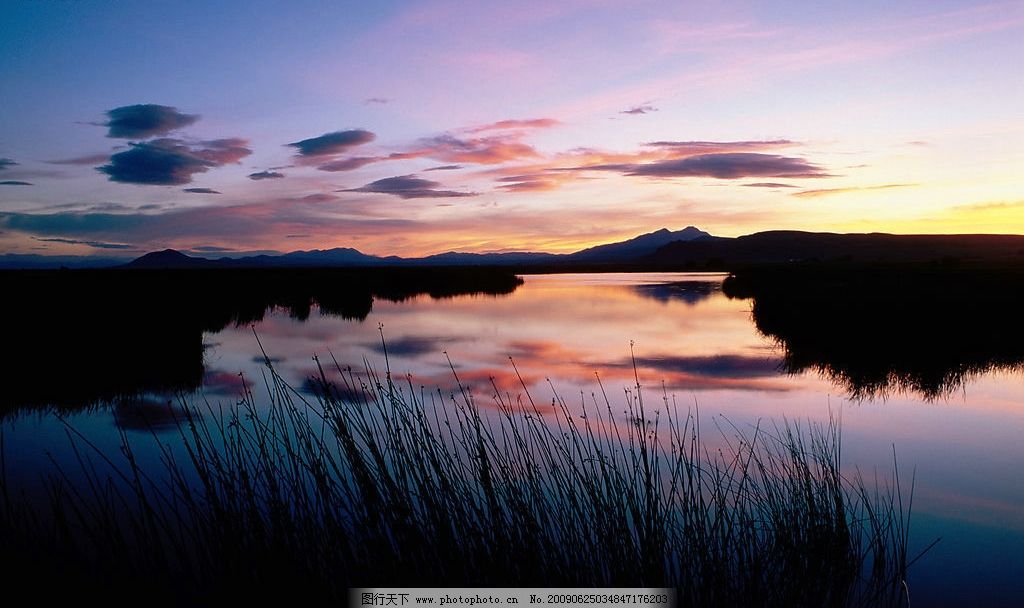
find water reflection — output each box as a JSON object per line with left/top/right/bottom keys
{"left": 202, "top": 272, "right": 795, "bottom": 408}
{"left": 723, "top": 266, "right": 1024, "bottom": 400}
{"left": 633, "top": 280, "right": 720, "bottom": 306}
{"left": 0, "top": 267, "right": 521, "bottom": 415}
{"left": 112, "top": 397, "right": 191, "bottom": 431}
{"left": 7, "top": 266, "right": 1024, "bottom": 413}
{"left": 2, "top": 270, "right": 1021, "bottom": 605}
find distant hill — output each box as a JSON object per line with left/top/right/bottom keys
{"left": 276, "top": 247, "right": 403, "bottom": 266}
{"left": 567, "top": 226, "right": 713, "bottom": 262}
{"left": 0, "top": 253, "right": 128, "bottom": 269}
{"left": 117, "top": 226, "right": 714, "bottom": 269}
{"left": 122, "top": 249, "right": 213, "bottom": 269}
{"left": 118, "top": 229, "right": 1024, "bottom": 270}
{"left": 412, "top": 251, "right": 562, "bottom": 266}
{"left": 12, "top": 227, "right": 1024, "bottom": 270}
{"left": 647, "top": 231, "right": 1024, "bottom": 266}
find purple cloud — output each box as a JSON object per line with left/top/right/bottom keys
{"left": 33, "top": 236, "right": 135, "bottom": 250}
{"left": 467, "top": 118, "right": 560, "bottom": 133}
{"left": 288, "top": 129, "right": 376, "bottom": 157}
{"left": 193, "top": 138, "right": 252, "bottom": 164}
{"left": 102, "top": 104, "right": 199, "bottom": 138}
{"left": 98, "top": 138, "right": 251, "bottom": 185}
{"left": 643, "top": 140, "right": 794, "bottom": 154}
{"left": 248, "top": 170, "right": 286, "bottom": 180}
{"left": 621, "top": 104, "right": 658, "bottom": 115}
{"left": 623, "top": 153, "right": 827, "bottom": 179}
{"left": 343, "top": 175, "right": 476, "bottom": 199}
{"left": 48, "top": 153, "right": 115, "bottom": 166}
{"left": 317, "top": 157, "right": 379, "bottom": 172}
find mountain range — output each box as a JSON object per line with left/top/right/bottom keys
{"left": 122, "top": 226, "right": 715, "bottom": 269}
{"left": 6, "top": 226, "right": 1023, "bottom": 270}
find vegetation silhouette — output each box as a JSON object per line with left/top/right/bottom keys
{"left": 0, "top": 354, "right": 925, "bottom": 606}
{"left": 648, "top": 231, "right": 1024, "bottom": 268}
{"left": 0, "top": 267, "right": 522, "bottom": 413}
{"left": 723, "top": 262, "right": 1024, "bottom": 399}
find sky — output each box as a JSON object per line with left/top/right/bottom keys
{"left": 1, "top": 0, "right": 1023, "bottom": 257}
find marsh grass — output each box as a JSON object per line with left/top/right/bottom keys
{"left": 0, "top": 341, "right": 930, "bottom": 606}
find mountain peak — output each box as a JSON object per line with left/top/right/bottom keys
{"left": 568, "top": 226, "right": 713, "bottom": 261}
{"left": 123, "top": 249, "right": 208, "bottom": 269}
{"left": 119, "top": 226, "right": 716, "bottom": 270}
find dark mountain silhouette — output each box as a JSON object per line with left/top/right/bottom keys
{"left": 122, "top": 226, "right": 714, "bottom": 269}
{"left": 123, "top": 248, "right": 214, "bottom": 269}
{"left": 412, "top": 251, "right": 562, "bottom": 265}
{"left": 20, "top": 227, "right": 1024, "bottom": 271}
{"left": 567, "top": 226, "right": 713, "bottom": 262}
{"left": 647, "top": 231, "right": 1024, "bottom": 267}
{"left": 279, "top": 247, "right": 402, "bottom": 266}
{"left": 0, "top": 253, "right": 129, "bottom": 269}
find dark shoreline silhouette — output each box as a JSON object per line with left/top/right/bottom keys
{"left": 7, "top": 244, "right": 1024, "bottom": 411}
{"left": 648, "top": 231, "right": 1024, "bottom": 268}
{"left": 0, "top": 267, "right": 522, "bottom": 413}
{"left": 723, "top": 262, "right": 1024, "bottom": 399}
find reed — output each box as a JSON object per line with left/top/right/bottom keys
{"left": 0, "top": 345, "right": 928, "bottom": 606}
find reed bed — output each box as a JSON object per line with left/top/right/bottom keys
{"left": 0, "top": 345, "right": 926, "bottom": 606}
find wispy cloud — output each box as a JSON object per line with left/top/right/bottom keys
{"left": 466, "top": 118, "right": 560, "bottom": 133}
{"left": 620, "top": 104, "right": 657, "bottom": 115}
{"left": 0, "top": 203, "right": 416, "bottom": 251}
{"left": 793, "top": 183, "right": 915, "bottom": 198}
{"left": 577, "top": 152, "right": 827, "bottom": 180}
{"left": 316, "top": 157, "right": 380, "bottom": 172}
{"left": 472, "top": 138, "right": 823, "bottom": 194}
{"left": 2, "top": 211, "right": 149, "bottom": 235}
{"left": 301, "top": 119, "right": 557, "bottom": 175}
{"left": 48, "top": 153, "right": 114, "bottom": 166}
{"left": 0, "top": 180, "right": 33, "bottom": 186}
{"left": 183, "top": 187, "right": 221, "bottom": 194}
{"left": 0, "top": 158, "right": 18, "bottom": 171}
{"left": 414, "top": 133, "right": 541, "bottom": 165}
{"left": 343, "top": 175, "right": 476, "bottom": 199}
{"left": 248, "top": 170, "right": 286, "bottom": 180}
{"left": 495, "top": 172, "right": 580, "bottom": 192}
{"left": 288, "top": 129, "right": 376, "bottom": 157}
{"left": 644, "top": 140, "right": 794, "bottom": 154}
{"left": 32, "top": 236, "right": 136, "bottom": 250}
{"left": 952, "top": 198, "right": 1024, "bottom": 213}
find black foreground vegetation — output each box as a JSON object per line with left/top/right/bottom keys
{"left": 722, "top": 263, "right": 1024, "bottom": 399}
{"left": 0, "top": 347, "right": 929, "bottom": 607}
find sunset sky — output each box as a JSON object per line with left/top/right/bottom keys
{"left": 1, "top": 0, "right": 1022, "bottom": 257}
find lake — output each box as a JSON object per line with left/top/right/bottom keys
{"left": 2, "top": 271, "right": 1022, "bottom": 605}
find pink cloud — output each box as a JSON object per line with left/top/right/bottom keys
{"left": 466, "top": 118, "right": 561, "bottom": 133}
{"left": 414, "top": 134, "right": 541, "bottom": 164}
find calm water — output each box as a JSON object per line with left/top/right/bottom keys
{"left": 4, "top": 272, "right": 1023, "bottom": 605}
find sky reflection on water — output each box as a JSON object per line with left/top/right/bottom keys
{"left": 3, "top": 272, "right": 1023, "bottom": 605}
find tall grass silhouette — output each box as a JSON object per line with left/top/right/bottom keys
{"left": 0, "top": 338, "right": 930, "bottom": 606}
